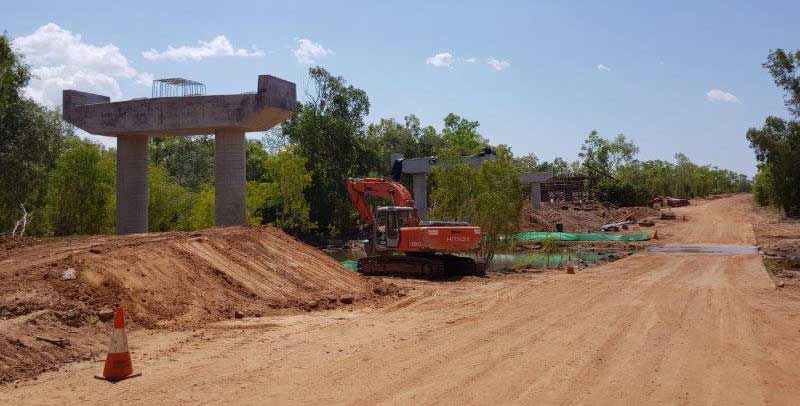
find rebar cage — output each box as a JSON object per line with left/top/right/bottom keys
{"left": 151, "top": 78, "right": 206, "bottom": 98}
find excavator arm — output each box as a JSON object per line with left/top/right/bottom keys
{"left": 346, "top": 178, "right": 419, "bottom": 226}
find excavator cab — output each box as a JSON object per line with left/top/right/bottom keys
{"left": 374, "top": 206, "right": 415, "bottom": 250}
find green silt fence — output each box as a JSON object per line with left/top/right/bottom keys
{"left": 341, "top": 260, "right": 359, "bottom": 271}
{"left": 514, "top": 231, "right": 650, "bottom": 242}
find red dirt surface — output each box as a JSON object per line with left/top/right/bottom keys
{"left": 0, "top": 226, "right": 395, "bottom": 383}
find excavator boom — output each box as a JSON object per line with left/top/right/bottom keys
{"left": 346, "top": 177, "right": 419, "bottom": 226}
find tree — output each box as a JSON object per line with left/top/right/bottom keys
{"left": 439, "top": 113, "right": 488, "bottom": 155}
{"left": 579, "top": 130, "right": 638, "bottom": 179}
{"left": 747, "top": 117, "right": 800, "bottom": 216}
{"left": 245, "top": 140, "right": 270, "bottom": 182}
{"left": 513, "top": 153, "right": 541, "bottom": 172}
{"left": 365, "top": 115, "right": 424, "bottom": 173}
{"left": 745, "top": 49, "right": 800, "bottom": 216}
{"left": 0, "top": 34, "right": 74, "bottom": 234}
{"left": 260, "top": 148, "right": 315, "bottom": 234}
{"left": 185, "top": 181, "right": 277, "bottom": 230}
{"left": 752, "top": 165, "right": 774, "bottom": 207}
{"left": 763, "top": 49, "right": 800, "bottom": 117}
{"left": 44, "top": 139, "right": 115, "bottom": 235}
{"left": 430, "top": 145, "right": 522, "bottom": 262}
{"left": 281, "top": 66, "right": 373, "bottom": 237}
{"left": 148, "top": 136, "right": 214, "bottom": 190}
{"left": 148, "top": 165, "right": 196, "bottom": 231}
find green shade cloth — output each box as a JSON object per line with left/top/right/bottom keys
{"left": 514, "top": 231, "right": 651, "bottom": 242}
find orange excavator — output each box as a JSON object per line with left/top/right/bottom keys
{"left": 346, "top": 177, "right": 483, "bottom": 277}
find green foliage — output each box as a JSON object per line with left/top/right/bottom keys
{"left": 148, "top": 165, "right": 196, "bottom": 231}
{"left": 745, "top": 49, "right": 800, "bottom": 217}
{"left": 752, "top": 165, "right": 774, "bottom": 207}
{"left": 0, "top": 34, "right": 30, "bottom": 112}
{"left": 747, "top": 117, "right": 800, "bottom": 216}
{"left": 438, "top": 113, "right": 488, "bottom": 155}
{"left": 431, "top": 145, "right": 522, "bottom": 262}
{"left": 579, "top": 130, "right": 638, "bottom": 181}
{"left": 44, "top": 139, "right": 115, "bottom": 235}
{"left": 259, "top": 148, "right": 315, "bottom": 234}
{"left": 615, "top": 153, "right": 750, "bottom": 199}
{"left": 186, "top": 181, "right": 277, "bottom": 230}
{"left": 280, "top": 67, "right": 374, "bottom": 237}
{"left": 364, "top": 115, "right": 435, "bottom": 174}
{"left": 245, "top": 140, "right": 270, "bottom": 182}
{"left": 188, "top": 184, "right": 215, "bottom": 230}
{"left": 0, "top": 34, "right": 74, "bottom": 234}
{"left": 246, "top": 181, "right": 271, "bottom": 226}
{"left": 149, "top": 136, "right": 214, "bottom": 190}
{"left": 595, "top": 179, "right": 652, "bottom": 207}
{"left": 763, "top": 49, "right": 800, "bottom": 117}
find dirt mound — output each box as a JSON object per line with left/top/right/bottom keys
{"left": 0, "top": 226, "right": 395, "bottom": 382}
{"left": 521, "top": 201, "right": 659, "bottom": 232}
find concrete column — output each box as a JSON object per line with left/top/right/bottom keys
{"left": 116, "top": 136, "right": 149, "bottom": 234}
{"left": 215, "top": 130, "right": 246, "bottom": 227}
{"left": 531, "top": 182, "right": 542, "bottom": 210}
{"left": 412, "top": 173, "right": 428, "bottom": 220}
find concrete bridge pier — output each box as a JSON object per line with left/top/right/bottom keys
{"left": 412, "top": 173, "right": 429, "bottom": 220}
{"left": 116, "top": 136, "right": 149, "bottom": 234}
{"left": 63, "top": 74, "right": 296, "bottom": 235}
{"left": 214, "top": 130, "right": 247, "bottom": 227}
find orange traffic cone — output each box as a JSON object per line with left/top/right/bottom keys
{"left": 566, "top": 260, "right": 575, "bottom": 274}
{"left": 95, "top": 306, "right": 141, "bottom": 381}
{"left": 653, "top": 230, "right": 659, "bottom": 240}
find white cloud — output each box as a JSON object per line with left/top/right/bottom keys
{"left": 426, "top": 52, "right": 454, "bottom": 68}
{"left": 293, "top": 38, "right": 333, "bottom": 64}
{"left": 487, "top": 58, "right": 511, "bottom": 71}
{"left": 705, "top": 89, "right": 740, "bottom": 103}
{"left": 597, "top": 64, "right": 611, "bottom": 71}
{"left": 427, "top": 52, "right": 510, "bottom": 71}
{"left": 143, "top": 35, "right": 264, "bottom": 61}
{"left": 11, "top": 23, "right": 151, "bottom": 106}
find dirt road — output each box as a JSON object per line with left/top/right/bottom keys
{"left": 3, "top": 194, "right": 800, "bottom": 405}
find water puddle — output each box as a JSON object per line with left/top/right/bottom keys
{"left": 646, "top": 245, "right": 758, "bottom": 255}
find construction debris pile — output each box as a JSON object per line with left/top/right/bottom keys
{"left": 521, "top": 201, "right": 660, "bottom": 233}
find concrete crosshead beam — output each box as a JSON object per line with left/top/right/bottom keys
{"left": 63, "top": 74, "right": 296, "bottom": 234}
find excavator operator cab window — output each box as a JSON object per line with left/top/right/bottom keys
{"left": 376, "top": 207, "right": 413, "bottom": 249}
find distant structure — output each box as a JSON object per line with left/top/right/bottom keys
{"left": 63, "top": 75, "right": 296, "bottom": 234}
{"left": 391, "top": 148, "right": 496, "bottom": 220}
{"left": 519, "top": 172, "right": 554, "bottom": 209}
{"left": 541, "top": 176, "right": 588, "bottom": 202}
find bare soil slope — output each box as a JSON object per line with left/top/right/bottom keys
{"left": 0, "top": 226, "right": 388, "bottom": 383}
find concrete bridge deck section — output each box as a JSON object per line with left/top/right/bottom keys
{"left": 63, "top": 75, "right": 296, "bottom": 234}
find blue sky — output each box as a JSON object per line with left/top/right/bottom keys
{"left": 4, "top": 0, "right": 799, "bottom": 176}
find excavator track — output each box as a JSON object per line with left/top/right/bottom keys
{"left": 357, "top": 254, "right": 484, "bottom": 279}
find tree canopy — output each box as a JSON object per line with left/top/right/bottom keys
{"left": 747, "top": 48, "right": 800, "bottom": 217}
